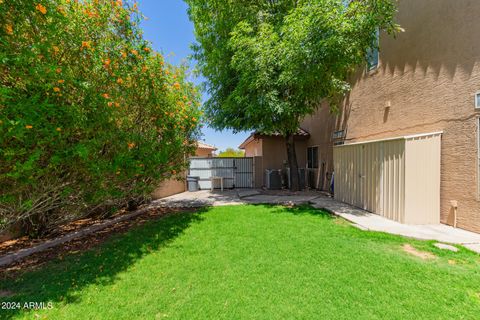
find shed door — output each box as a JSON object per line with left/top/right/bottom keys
{"left": 351, "top": 143, "right": 384, "bottom": 212}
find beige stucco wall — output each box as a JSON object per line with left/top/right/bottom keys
{"left": 244, "top": 138, "right": 263, "bottom": 157}
{"left": 152, "top": 178, "right": 185, "bottom": 200}
{"left": 245, "top": 136, "right": 307, "bottom": 187}
{"left": 323, "top": 0, "right": 480, "bottom": 232}
{"left": 152, "top": 146, "right": 215, "bottom": 199}
{"left": 301, "top": 104, "right": 337, "bottom": 190}
{"left": 195, "top": 148, "right": 215, "bottom": 157}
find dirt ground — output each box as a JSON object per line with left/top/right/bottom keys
{"left": 0, "top": 206, "right": 195, "bottom": 279}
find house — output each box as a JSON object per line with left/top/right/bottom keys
{"left": 239, "top": 0, "right": 480, "bottom": 234}
{"left": 239, "top": 129, "right": 310, "bottom": 188}
{"left": 152, "top": 141, "right": 217, "bottom": 199}
{"left": 194, "top": 141, "right": 217, "bottom": 158}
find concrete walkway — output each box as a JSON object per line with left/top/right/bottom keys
{"left": 310, "top": 197, "right": 480, "bottom": 252}
{"left": 153, "top": 189, "right": 321, "bottom": 207}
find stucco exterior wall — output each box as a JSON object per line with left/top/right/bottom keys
{"left": 301, "top": 104, "right": 337, "bottom": 190}
{"left": 152, "top": 178, "right": 185, "bottom": 200}
{"left": 152, "top": 146, "right": 216, "bottom": 199}
{"left": 195, "top": 148, "right": 215, "bottom": 157}
{"left": 331, "top": 0, "right": 480, "bottom": 232}
{"left": 244, "top": 138, "right": 263, "bottom": 157}
{"left": 245, "top": 136, "right": 307, "bottom": 187}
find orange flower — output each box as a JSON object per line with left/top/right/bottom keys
{"left": 5, "top": 24, "right": 13, "bottom": 35}
{"left": 103, "top": 58, "right": 111, "bottom": 66}
{"left": 121, "top": 51, "right": 127, "bottom": 58}
{"left": 192, "top": 117, "right": 197, "bottom": 122}
{"left": 25, "top": 125, "right": 33, "bottom": 129}
{"left": 107, "top": 102, "right": 113, "bottom": 107}
{"left": 141, "top": 66, "right": 148, "bottom": 73}
{"left": 114, "top": 102, "right": 120, "bottom": 108}
{"left": 116, "top": 0, "right": 123, "bottom": 6}
{"left": 116, "top": 78, "right": 123, "bottom": 84}
{"left": 131, "top": 49, "right": 138, "bottom": 56}
{"left": 127, "top": 142, "right": 135, "bottom": 149}
{"left": 52, "top": 46, "right": 59, "bottom": 54}
{"left": 81, "top": 41, "right": 91, "bottom": 49}
{"left": 102, "top": 93, "right": 110, "bottom": 99}
{"left": 53, "top": 87, "right": 61, "bottom": 92}
{"left": 35, "top": 3, "right": 47, "bottom": 15}
{"left": 56, "top": 127, "right": 62, "bottom": 132}
{"left": 56, "top": 68, "right": 62, "bottom": 74}
{"left": 173, "top": 82, "right": 180, "bottom": 90}
{"left": 143, "top": 47, "right": 150, "bottom": 52}
{"left": 57, "top": 79, "right": 64, "bottom": 84}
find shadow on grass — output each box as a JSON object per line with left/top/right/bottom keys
{"left": 255, "top": 204, "right": 334, "bottom": 219}
{"left": 0, "top": 208, "right": 208, "bottom": 319}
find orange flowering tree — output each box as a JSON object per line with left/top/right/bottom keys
{"left": 0, "top": 0, "right": 202, "bottom": 236}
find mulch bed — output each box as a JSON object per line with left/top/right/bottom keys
{"left": 0, "top": 206, "right": 196, "bottom": 279}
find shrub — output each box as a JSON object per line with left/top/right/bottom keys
{"left": 0, "top": 0, "right": 202, "bottom": 236}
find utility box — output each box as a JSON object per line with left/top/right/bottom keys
{"left": 333, "top": 132, "right": 442, "bottom": 224}
{"left": 186, "top": 176, "right": 200, "bottom": 192}
{"left": 265, "top": 169, "right": 282, "bottom": 190}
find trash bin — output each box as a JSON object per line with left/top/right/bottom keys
{"left": 187, "top": 176, "right": 200, "bottom": 192}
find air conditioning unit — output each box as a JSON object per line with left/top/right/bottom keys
{"left": 265, "top": 169, "right": 282, "bottom": 190}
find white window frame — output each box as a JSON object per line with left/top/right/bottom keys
{"left": 475, "top": 92, "right": 480, "bottom": 109}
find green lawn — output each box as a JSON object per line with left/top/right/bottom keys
{"left": 1, "top": 205, "right": 480, "bottom": 319}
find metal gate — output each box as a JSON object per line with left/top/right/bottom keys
{"left": 189, "top": 157, "right": 254, "bottom": 189}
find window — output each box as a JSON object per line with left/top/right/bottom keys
{"left": 307, "top": 146, "right": 319, "bottom": 169}
{"left": 367, "top": 30, "right": 380, "bottom": 70}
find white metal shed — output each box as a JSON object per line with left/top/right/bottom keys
{"left": 333, "top": 132, "right": 442, "bottom": 224}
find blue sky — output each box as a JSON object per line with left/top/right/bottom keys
{"left": 138, "top": 0, "right": 250, "bottom": 152}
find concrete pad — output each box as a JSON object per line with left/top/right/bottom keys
{"left": 237, "top": 190, "right": 261, "bottom": 198}
{"left": 310, "top": 196, "right": 480, "bottom": 251}
{"left": 243, "top": 195, "right": 319, "bottom": 205}
{"left": 153, "top": 190, "right": 243, "bottom": 207}
{"left": 463, "top": 244, "right": 480, "bottom": 254}
{"left": 434, "top": 243, "right": 459, "bottom": 252}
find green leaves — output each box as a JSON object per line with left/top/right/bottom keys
{"left": 187, "top": 0, "right": 398, "bottom": 135}
{"left": 0, "top": 0, "right": 202, "bottom": 235}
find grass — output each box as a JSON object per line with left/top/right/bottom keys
{"left": 1, "top": 205, "right": 480, "bottom": 319}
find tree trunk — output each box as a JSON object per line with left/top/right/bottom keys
{"left": 285, "top": 133, "right": 300, "bottom": 191}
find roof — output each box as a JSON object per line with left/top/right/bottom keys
{"left": 334, "top": 131, "right": 443, "bottom": 148}
{"left": 196, "top": 141, "right": 217, "bottom": 150}
{"left": 238, "top": 128, "right": 310, "bottom": 149}
{"left": 254, "top": 128, "right": 310, "bottom": 138}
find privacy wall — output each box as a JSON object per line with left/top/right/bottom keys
{"left": 333, "top": 132, "right": 442, "bottom": 224}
